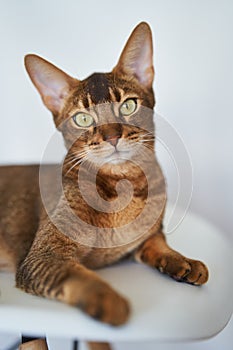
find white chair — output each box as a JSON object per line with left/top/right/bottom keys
{"left": 0, "top": 210, "right": 232, "bottom": 350}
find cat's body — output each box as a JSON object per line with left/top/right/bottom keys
{"left": 0, "top": 22, "right": 208, "bottom": 327}
{"left": 0, "top": 160, "right": 164, "bottom": 270}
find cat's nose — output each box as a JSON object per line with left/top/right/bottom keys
{"left": 101, "top": 123, "right": 122, "bottom": 146}
{"left": 105, "top": 135, "right": 120, "bottom": 147}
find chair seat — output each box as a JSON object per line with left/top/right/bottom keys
{"left": 0, "top": 210, "right": 232, "bottom": 343}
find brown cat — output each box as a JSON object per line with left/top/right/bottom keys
{"left": 0, "top": 22, "right": 208, "bottom": 328}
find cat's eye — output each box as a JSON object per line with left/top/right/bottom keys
{"left": 73, "top": 113, "right": 94, "bottom": 127}
{"left": 120, "top": 99, "right": 137, "bottom": 116}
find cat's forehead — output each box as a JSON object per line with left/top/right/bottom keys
{"left": 85, "top": 73, "right": 112, "bottom": 104}
{"left": 80, "top": 72, "right": 139, "bottom": 106}
{"left": 64, "top": 71, "right": 155, "bottom": 121}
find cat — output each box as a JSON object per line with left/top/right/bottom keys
{"left": 0, "top": 22, "right": 208, "bottom": 327}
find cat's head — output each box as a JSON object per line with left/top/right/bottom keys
{"left": 25, "top": 22, "right": 156, "bottom": 172}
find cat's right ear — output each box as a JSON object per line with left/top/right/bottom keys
{"left": 25, "top": 54, "right": 78, "bottom": 115}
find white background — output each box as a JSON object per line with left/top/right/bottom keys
{"left": 0, "top": 0, "right": 232, "bottom": 349}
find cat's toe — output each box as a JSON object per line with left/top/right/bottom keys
{"left": 183, "top": 259, "right": 209, "bottom": 285}
{"left": 77, "top": 281, "right": 130, "bottom": 326}
{"left": 157, "top": 253, "right": 209, "bottom": 285}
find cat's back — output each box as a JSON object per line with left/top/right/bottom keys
{"left": 0, "top": 164, "right": 56, "bottom": 270}
{"left": 0, "top": 163, "right": 60, "bottom": 198}
{"left": 0, "top": 165, "right": 40, "bottom": 212}
{"left": 0, "top": 164, "right": 39, "bottom": 189}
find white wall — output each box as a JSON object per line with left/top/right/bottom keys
{"left": 0, "top": 0, "right": 232, "bottom": 348}
{"left": 1, "top": 0, "right": 232, "bottom": 236}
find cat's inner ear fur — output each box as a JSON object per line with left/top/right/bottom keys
{"left": 25, "top": 54, "right": 77, "bottom": 115}
{"left": 113, "top": 22, "right": 154, "bottom": 89}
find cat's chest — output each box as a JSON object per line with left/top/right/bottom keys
{"left": 67, "top": 185, "right": 165, "bottom": 254}
{"left": 91, "top": 195, "right": 145, "bottom": 226}
{"left": 64, "top": 176, "right": 147, "bottom": 226}
{"left": 69, "top": 186, "right": 147, "bottom": 230}
{"left": 61, "top": 164, "right": 166, "bottom": 262}
{"left": 79, "top": 195, "right": 165, "bottom": 268}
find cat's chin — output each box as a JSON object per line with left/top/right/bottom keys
{"left": 105, "top": 158, "right": 127, "bottom": 165}
{"left": 103, "top": 151, "right": 132, "bottom": 165}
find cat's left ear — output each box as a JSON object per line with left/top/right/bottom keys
{"left": 113, "top": 22, "right": 154, "bottom": 89}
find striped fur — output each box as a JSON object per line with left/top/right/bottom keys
{"left": 0, "top": 22, "right": 208, "bottom": 327}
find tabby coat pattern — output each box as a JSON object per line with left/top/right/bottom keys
{"left": 0, "top": 22, "right": 208, "bottom": 326}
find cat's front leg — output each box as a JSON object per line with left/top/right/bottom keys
{"left": 134, "top": 232, "right": 209, "bottom": 285}
{"left": 16, "top": 248, "right": 130, "bottom": 325}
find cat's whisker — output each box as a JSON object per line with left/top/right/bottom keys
{"left": 140, "top": 139, "right": 154, "bottom": 146}
{"left": 139, "top": 131, "right": 154, "bottom": 137}
{"left": 140, "top": 139, "right": 154, "bottom": 143}
{"left": 140, "top": 131, "right": 154, "bottom": 135}
{"left": 65, "top": 161, "right": 84, "bottom": 176}
{"left": 67, "top": 149, "right": 88, "bottom": 158}
{"left": 83, "top": 157, "right": 101, "bottom": 173}
{"left": 65, "top": 154, "right": 89, "bottom": 175}
{"left": 65, "top": 154, "right": 86, "bottom": 166}
{"left": 136, "top": 147, "right": 154, "bottom": 161}
{"left": 140, "top": 138, "right": 154, "bottom": 141}
{"left": 64, "top": 157, "right": 80, "bottom": 166}
{"left": 139, "top": 141, "right": 154, "bottom": 147}
{"left": 64, "top": 151, "right": 88, "bottom": 165}
{"left": 138, "top": 140, "right": 154, "bottom": 149}
{"left": 64, "top": 159, "right": 83, "bottom": 171}
{"left": 139, "top": 133, "right": 155, "bottom": 138}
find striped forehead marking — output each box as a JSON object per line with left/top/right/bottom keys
{"left": 86, "top": 73, "right": 110, "bottom": 104}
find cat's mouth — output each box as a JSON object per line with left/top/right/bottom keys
{"left": 87, "top": 140, "right": 142, "bottom": 166}
{"left": 104, "top": 149, "right": 131, "bottom": 165}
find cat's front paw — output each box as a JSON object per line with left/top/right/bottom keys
{"left": 63, "top": 277, "right": 130, "bottom": 326}
{"left": 79, "top": 281, "right": 130, "bottom": 325}
{"left": 157, "top": 253, "right": 209, "bottom": 285}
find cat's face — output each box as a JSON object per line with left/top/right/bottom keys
{"left": 25, "top": 22, "right": 155, "bottom": 171}
{"left": 60, "top": 72, "right": 155, "bottom": 169}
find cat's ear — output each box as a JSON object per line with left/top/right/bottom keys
{"left": 25, "top": 54, "right": 77, "bottom": 115}
{"left": 113, "top": 22, "right": 154, "bottom": 89}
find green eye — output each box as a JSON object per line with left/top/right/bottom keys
{"left": 120, "top": 99, "right": 137, "bottom": 116}
{"left": 73, "top": 113, "right": 94, "bottom": 127}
